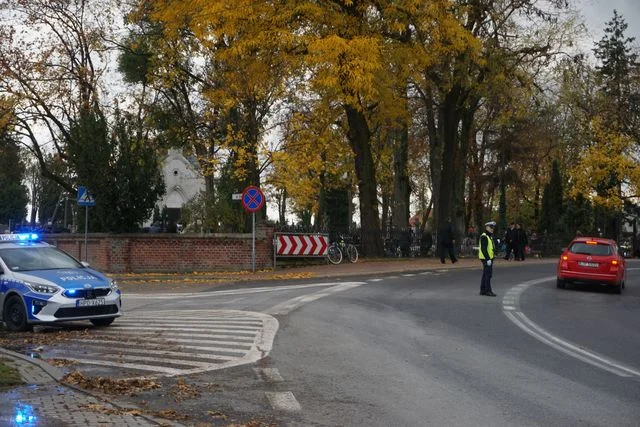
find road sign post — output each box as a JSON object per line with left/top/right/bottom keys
{"left": 241, "top": 186, "right": 265, "bottom": 272}
{"left": 77, "top": 186, "right": 96, "bottom": 262}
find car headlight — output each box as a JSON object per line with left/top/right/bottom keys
{"left": 25, "top": 282, "right": 60, "bottom": 294}
{"left": 109, "top": 280, "right": 119, "bottom": 291}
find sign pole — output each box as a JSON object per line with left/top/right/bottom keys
{"left": 252, "top": 212, "right": 256, "bottom": 272}
{"left": 84, "top": 205, "right": 89, "bottom": 262}
{"left": 241, "top": 185, "right": 265, "bottom": 273}
{"left": 77, "top": 186, "right": 95, "bottom": 262}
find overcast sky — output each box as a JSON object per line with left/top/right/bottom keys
{"left": 578, "top": 0, "right": 640, "bottom": 43}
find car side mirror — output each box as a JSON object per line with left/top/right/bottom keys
{"left": 81, "top": 261, "right": 90, "bottom": 268}
{"left": 561, "top": 247, "right": 567, "bottom": 252}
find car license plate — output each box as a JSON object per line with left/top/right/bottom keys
{"left": 77, "top": 298, "right": 105, "bottom": 307}
{"left": 578, "top": 261, "right": 598, "bottom": 268}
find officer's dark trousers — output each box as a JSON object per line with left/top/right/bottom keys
{"left": 480, "top": 259, "right": 493, "bottom": 294}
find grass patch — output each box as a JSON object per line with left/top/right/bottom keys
{"left": 0, "top": 358, "right": 24, "bottom": 390}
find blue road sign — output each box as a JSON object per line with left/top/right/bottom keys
{"left": 77, "top": 186, "right": 96, "bottom": 206}
{"left": 242, "top": 186, "right": 265, "bottom": 213}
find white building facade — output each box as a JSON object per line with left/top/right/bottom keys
{"left": 147, "top": 148, "right": 205, "bottom": 226}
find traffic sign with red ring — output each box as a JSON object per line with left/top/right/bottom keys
{"left": 242, "top": 186, "right": 265, "bottom": 212}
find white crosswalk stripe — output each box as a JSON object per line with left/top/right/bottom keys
{"left": 54, "top": 309, "right": 278, "bottom": 378}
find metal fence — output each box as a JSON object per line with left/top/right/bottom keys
{"left": 273, "top": 224, "right": 573, "bottom": 259}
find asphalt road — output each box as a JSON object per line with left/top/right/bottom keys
{"left": 6, "top": 259, "right": 640, "bottom": 426}
{"left": 264, "top": 261, "right": 640, "bottom": 426}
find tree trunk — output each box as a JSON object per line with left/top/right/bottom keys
{"left": 435, "top": 86, "right": 462, "bottom": 234}
{"left": 392, "top": 125, "right": 410, "bottom": 231}
{"left": 426, "top": 93, "right": 441, "bottom": 233}
{"left": 455, "top": 106, "right": 476, "bottom": 237}
{"left": 344, "top": 104, "right": 382, "bottom": 257}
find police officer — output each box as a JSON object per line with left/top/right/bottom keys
{"left": 479, "top": 220, "right": 497, "bottom": 296}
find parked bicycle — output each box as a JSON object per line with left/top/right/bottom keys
{"left": 327, "top": 233, "right": 359, "bottom": 264}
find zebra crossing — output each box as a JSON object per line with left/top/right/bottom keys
{"left": 55, "top": 309, "right": 278, "bottom": 378}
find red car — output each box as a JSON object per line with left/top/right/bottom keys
{"left": 557, "top": 237, "right": 626, "bottom": 293}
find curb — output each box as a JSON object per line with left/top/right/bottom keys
{"left": 0, "top": 346, "right": 63, "bottom": 381}
{"left": 0, "top": 346, "right": 184, "bottom": 426}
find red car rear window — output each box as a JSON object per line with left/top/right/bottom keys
{"left": 569, "top": 242, "right": 612, "bottom": 256}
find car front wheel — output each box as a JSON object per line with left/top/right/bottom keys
{"left": 3, "top": 295, "right": 33, "bottom": 332}
{"left": 90, "top": 317, "right": 115, "bottom": 327}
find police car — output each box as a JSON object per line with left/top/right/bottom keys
{"left": 0, "top": 233, "right": 122, "bottom": 332}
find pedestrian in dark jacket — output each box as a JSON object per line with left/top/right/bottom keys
{"left": 438, "top": 219, "right": 458, "bottom": 264}
{"left": 503, "top": 223, "right": 515, "bottom": 260}
{"left": 514, "top": 223, "right": 528, "bottom": 260}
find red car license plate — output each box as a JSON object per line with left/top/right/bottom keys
{"left": 578, "top": 261, "right": 598, "bottom": 268}
{"left": 76, "top": 298, "right": 105, "bottom": 307}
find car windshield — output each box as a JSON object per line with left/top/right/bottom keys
{"left": 569, "top": 242, "right": 612, "bottom": 256}
{"left": 0, "top": 247, "right": 83, "bottom": 272}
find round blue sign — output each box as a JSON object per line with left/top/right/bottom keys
{"left": 242, "top": 185, "right": 265, "bottom": 213}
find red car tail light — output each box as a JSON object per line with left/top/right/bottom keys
{"left": 610, "top": 259, "right": 620, "bottom": 272}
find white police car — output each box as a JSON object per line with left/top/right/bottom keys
{"left": 0, "top": 233, "right": 122, "bottom": 332}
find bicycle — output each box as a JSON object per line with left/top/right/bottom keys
{"left": 327, "top": 233, "right": 359, "bottom": 264}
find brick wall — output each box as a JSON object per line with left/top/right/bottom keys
{"left": 44, "top": 223, "right": 275, "bottom": 273}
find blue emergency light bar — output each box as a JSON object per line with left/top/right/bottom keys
{"left": 0, "top": 233, "right": 40, "bottom": 242}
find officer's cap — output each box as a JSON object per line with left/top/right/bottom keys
{"left": 485, "top": 221, "right": 496, "bottom": 228}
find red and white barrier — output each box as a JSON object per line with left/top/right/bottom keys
{"left": 275, "top": 234, "right": 329, "bottom": 257}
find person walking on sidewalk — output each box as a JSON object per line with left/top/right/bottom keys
{"left": 438, "top": 218, "right": 458, "bottom": 264}
{"left": 514, "top": 223, "right": 528, "bottom": 261}
{"left": 479, "top": 220, "right": 497, "bottom": 297}
{"left": 503, "top": 222, "right": 515, "bottom": 260}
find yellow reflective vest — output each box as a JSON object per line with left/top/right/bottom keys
{"left": 478, "top": 232, "right": 494, "bottom": 260}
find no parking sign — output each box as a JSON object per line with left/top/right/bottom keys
{"left": 241, "top": 186, "right": 266, "bottom": 272}
{"left": 242, "top": 186, "right": 265, "bottom": 213}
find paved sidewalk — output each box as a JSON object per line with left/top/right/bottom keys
{"left": 0, "top": 348, "right": 183, "bottom": 426}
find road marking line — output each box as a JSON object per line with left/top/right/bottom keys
{"left": 116, "top": 319, "right": 263, "bottom": 326}
{"left": 503, "top": 276, "right": 640, "bottom": 378}
{"left": 73, "top": 337, "right": 253, "bottom": 354}
{"left": 367, "top": 278, "right": 384, "bottom": 282}
{"left": 122, "top": 319, "right": 261, "bottom": 325}
{"left": 265, "top": 282, "right": 363, "bottom": 315}
{"left": 127, "top": 282, "right": 355, "bottom": 299}
{"left": 402, "top": 274, "right": 416, "bottom": 277}
{"left": 61, "top": 358, "right": 183, "bottom": 375}
{"left": 98, "top": 330, "right": 256, "bottom": 342}
{"left": 123, "top": 314, "right": 263, "bottom": 321}
{"left": 99, "top": 354, "right": 216, "bottom": 368}
{"left": 75, "top": 340, "right": 235, "bottom": 361}
{"left": 57, "top": 310, "right": 280, "bottom": 378}
{"left": 112, "top": 325, "right": 260, "bottom": 334}
{"left": 265, "top": 391, "right": 301, "bottom": 411}
{"left": 254, "top": 367, "right": 284, "bottom": 382}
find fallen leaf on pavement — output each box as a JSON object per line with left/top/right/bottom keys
{"left": 46, "top": 358, "right": 77, "bottom": 367}
{"left": 170, "top": 378, "right": 200, "bottom": 400}
{"left": 62, "top": 371, "right": 161, "bottom": 396}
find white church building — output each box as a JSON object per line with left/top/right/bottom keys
{"left": 149, "top": 148, "right": 205, "bottom": 226}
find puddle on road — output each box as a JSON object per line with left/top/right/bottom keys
{"left": 0, "top": 386, "right": 66, "bottom": 427}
